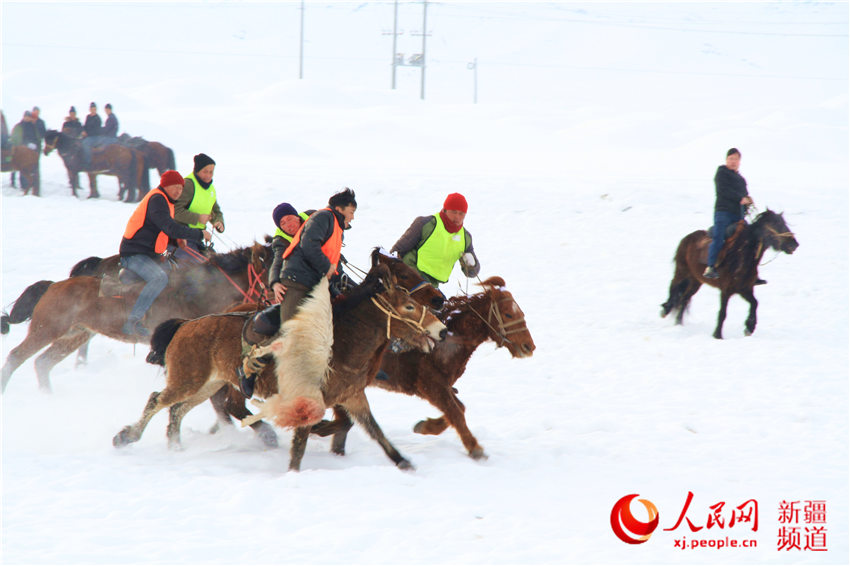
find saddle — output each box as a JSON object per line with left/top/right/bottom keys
{"left": 697, "top": 220, "right": 746, "bottom": 265}
{"left": 99, "top": 267, "right": 145, "bottom": 298}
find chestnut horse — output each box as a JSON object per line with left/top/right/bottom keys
{"left": 43, "top": 130, "right": 144, "bottom": 201}
{"left": 1, "top": 243, "right": 271, "bottom": 393}
{"left": 2, "top": 144, "right": 41, "bottom": 195}
{"left": 661, "top": 209, "right": 799, "bottom": 339}
{"left": 313, "top": 276, "right": 536, "bottom": 460}
{"left": 114, "top": 262, "right": 447, "bottom": 472}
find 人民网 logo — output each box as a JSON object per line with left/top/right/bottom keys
{"left": 610, "top": 494, "right": 659, "bottom": 544}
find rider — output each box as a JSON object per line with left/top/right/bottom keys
{"left": 238, "top": 188, "right": 357, "bottom": 398}
{"left": 268, "top": 202, "right": 312, "bottom": 303}
{"left": 704, "top": 148, "right": 754, "bottom": 280}
{"left": 391, "top": 192, "right": 480, "bottom": 288}
{"left": 119, "top": 170, "right": 211, "bottom": 337}
{"left": 173, "top": 153, "right": 225, "bottom": 260}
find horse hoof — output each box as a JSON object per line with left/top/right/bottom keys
{"left": 113, "top": 427, "right": 136, "bottom": 447}
{"left": 256, "top": 425, "right": 279, "bottom": 448}
{"left": 397, "top": 459, "right": 415, "bottom": 471}
{"left": 469, "top": 447, "right": 489, "bottom": 460}
{"left": 744, "top": 329, "right": 754, "bottom": 336}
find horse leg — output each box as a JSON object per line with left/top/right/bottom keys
{"left": 713, "top": 290, "right": 732, "bottom": 339}
{"left": 211, "top": 386, "right": 279, "bottom": 448}
{"left": 342, "top": 391, "right": 413, "bottom": 470}
{"left": 675, "top": 279, "right": 702, "bottom": 325}
{"left": 329, "top": 406, "right": 354, "bottom": 455}
{"left": 741, "top": 289, "right": 758, "bottom": 336}
{"left": 75, "top": 337, "right": 93, "bottom": 368}
{"left": 10, "top": 171, "right": 16, "bottom": 188}
{"left": 289, "top": 426, "right": 311, "bottom": 471}
{"left": 34, "top": 328, "right": 92, "bottom": 392}
{"left": 414, "top": 390, "right": 486, "bottom": 460}
{"left": 661, "top": 277, "right": 688, "bottom": 319}
{"left": 88, "top": 173, "right": 99, "bottom": 199}
{"left": 113, "top": 391, "right": 165, "bottom": 447}
{"left": 1, "top": 322, "right": 73, "bottom": 393}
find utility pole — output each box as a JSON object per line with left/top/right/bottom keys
{"left": 467, "top": 58, "right": 478, "bottom": 104}
{"left": 299, "top": 0, "right": 305, "bottom": 79}
{"left": 391, "top": 0, "right": 399, "bottom": 89}
{"left": 420, "top": 0, "right": 428, "bottom": 100}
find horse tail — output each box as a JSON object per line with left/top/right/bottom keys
{"left": 0, "top": 280, "right": 53, "bottom": 333}
{"left": 166, "top": 147, "right": 176, "bottom": 171}
{"left": 146, "top": 318, "right": 187, "bottom": 366}
{"left": 69, "top": 256, "right": 104, "bottom": 277}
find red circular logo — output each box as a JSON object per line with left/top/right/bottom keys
{"left": 610, "top": 494, "right": 659, "bottom": 544}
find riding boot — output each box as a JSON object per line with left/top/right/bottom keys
{"left": 237, "top": 306, "right": 281, "bottom": 398}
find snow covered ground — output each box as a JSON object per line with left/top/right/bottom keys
{"left": 1, "top": 1, "right": 848, "bottom": 564}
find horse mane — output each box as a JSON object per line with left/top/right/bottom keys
{"left": 332, "top": 263, "right": 387, "bottom": 317}
{"left": 69, "top": 256, "right": 103, "bottom": 277}
{"left": 146, "top": 318, "right": 187, "bottom": 366}
{"left": 206, "top": 245, "right": 259, "bottom": 274}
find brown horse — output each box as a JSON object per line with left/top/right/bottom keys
{"left": 661, "top": 209, "right": 799, "bottom": 339}
{"left": 0, "top": 242, "right": 272, "bottom": 393}
{"left": 117, "top": 135, "right": 176, "bottom": 198}
{"left": 43, "top": 130, "right": 144, "bottom": 201}
{"left": 114, "top": 262, "right": 447, "bottom": 472}
{"left": 1, "top": 144, "right": 40, "bottom": 195}
{"left": 314, "top": 276, "right": 536, "bottom": 460}
{"left": 206, "top": 247, "right": 447, "bottom": 447}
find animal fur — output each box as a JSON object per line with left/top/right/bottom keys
{"left": 242, "top": 278, "right": 333, "bottom": 429}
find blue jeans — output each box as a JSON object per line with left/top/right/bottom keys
{"left": 707, "top": 210, "right": 741, "bottom": 267}
{"left": 121, "top": 254, "right": 170, "bottom": 321}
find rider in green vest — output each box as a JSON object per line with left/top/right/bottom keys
{"left": 173, "top": 153, "right": 225, "bottom": 258}
{"left": 268, "top": 202, "right": 312, "bottom": 303}
{"left": 391, "top": 192, "right": 480, "bottom": 288}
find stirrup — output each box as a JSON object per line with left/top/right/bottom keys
{"left": 237, "top": 365, "right": 256, "bottom": 398}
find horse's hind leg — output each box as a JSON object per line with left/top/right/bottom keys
{"left": 87, "top": 173, "right": 99, "bottom": 199}
{"left": 741, "top": 289, "right": 758, "bottom": 336}
{"left": 75, "top": 337, "right": 93, "bottom": 368}
{"left": 289, "top": 426, "right": 311, "bottom": 471}
{"left": 342, "top": 391, "right": 413, "bottom": 471}
{"left": 2, "top": 324, "right": 71, "bottom": 393}
{"left": 675, "top": 279, "right": 702, "bottom": 325}
{"left": 34, "top": 328, "right": 92, "bottom": 392}
{"left": 713, "top": 291, "right": 732, "bottom": 339}
{"left": 414, "top": 390, "right": 486, "bottom": 460}
{"left": 661, "top": 277, "right": 688, "bottom": 319}
{"left": 211, "top": 386, "right": 279, "bottom": 448}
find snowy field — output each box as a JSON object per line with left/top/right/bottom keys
{"left": 1, "top": 1, "right": 848, "bottom": 564}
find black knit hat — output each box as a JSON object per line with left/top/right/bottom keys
{"left": 193, "top": 153, "right": 216, "bottom": 173}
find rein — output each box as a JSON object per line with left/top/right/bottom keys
{"left": 370, "top": 288, "right": 431, "bottom": 340}
{"left": 198, "top": 248, "right": 268, "bottom": 304}
{"left": 463, "top": 294, "right": 527, "bottom": 348}
{"left": 755, "top": 224, "right": 796, "bottom": 266}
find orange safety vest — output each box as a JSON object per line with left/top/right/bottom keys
{"left": 122, "top": 188, "right": 175, "bottom": 254}
{"left": 283, "top": 208, "right": 343, "bottom": 265}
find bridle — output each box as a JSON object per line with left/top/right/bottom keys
{"left": 465, "top": 292, "right": 527, "bottom": 348}
{"left": 756, "top": 224, "right": 796, "bottom": 265}
{"left": 370, "top": 286, "right": 433, "bottom": 340}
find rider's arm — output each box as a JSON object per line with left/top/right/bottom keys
{"left": 390, "top": 216, "right": 432, "bottom": 256}
{"left": 459, "top": 230, "right": 480, "bottom": 278}
{"left": 148, "top": 194, "right": 205, "bottom": 242}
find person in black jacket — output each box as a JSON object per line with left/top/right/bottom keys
{"left": 102, "top": 103, "right": 118, "bottom": 137}
{"left": 704, "top": 148, "right": 754, "bottom": 279}
{"left": 62, "top": 106, "right": 83, "bottom": 138}
{"left": 30, "top": 106, "right": 46, "bottom": 148}
{"left": 118, "top": 170, "right": 211, "bottom": 337}
{"left": 238, "top": 188, "right": 357, "bottom": 397}
{"left": 81, "top": 102, "right": 103, "bottom": 166}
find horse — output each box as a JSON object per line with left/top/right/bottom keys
{"left": 313, "top": 276, "right": 536, "bottom": 460}
{"left": 113, "top": 262, "right": 447, "bottom": 472}
{"left": 116, "top": 135, "right": 176, "bottom": 198}
{"left": 1, "top": 242, "right": 272, "bottom": 393}
{"left": 42, "top": 130, "right": 144, "bottom": 202}
{"left": 1, "top": 144, "right": 40, "bottom": 195}
{"left": 205, "top": 247, "right": 447, "bottom": 447}
{"left": 660, "top": 209, "right": 799, "bottom": 339}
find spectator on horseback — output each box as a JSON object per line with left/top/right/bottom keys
{"left": 238, "top": 188, "right": 357, "bottom": 397}
{"left": 703, "top": 148, "right": 754, "bottom": 280}
{"left": 10, "top": 111, "right": 39, "bottom": 154}
{"left": 268, "top": 202, "right": 312, "bottom": 303}
{"left": 173, "top": 153, "right": 225, "bottom": 260}
{"left": 30, "top": 106, "right": 46, "bottom": 149}
{"left": 62, "top": 106, "right": 83, "bottom": 138}
{"left": 119, "top": 170, "right": 212, "bottom": 338}
{"left": 102, "top": 103, "right": 118, "bottom": 138}
{"left": 391, "top": 192, "right": 480, "bottom": 288}
{"left": 80, "top": 102, "right": 103, "bottom": 166}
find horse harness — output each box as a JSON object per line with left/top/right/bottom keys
{"left": 460, "top": 292, "right": 527, "bottom": 348}
{"left": 756, "top": 225, "right": 796, "bottom": 266}
{"left": 370, "top": 286, "right": 434, "bottom": 340}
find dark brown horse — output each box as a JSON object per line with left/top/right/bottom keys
{"left": 314, "top": 276, "right": 536, "bottom": 460}
{"left": 43, "top": 130, "right": 144, "bottom": 201}
{"left": 661, "top": 209, "right": 799, "bottom": 339}
{"left": 114, "top": 262, "right": 447, "bottom": 472}
{"left": 1, "top": 242, "right": 272, "bottom": 393}
{"left": 1, "top": 144, "right": 40, "bottom": 195}
{"left": 117, "top": 135, "right": 176, "bottom": 198}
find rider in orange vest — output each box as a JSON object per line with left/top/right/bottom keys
{"left": 238, "top": 187, "right": 357, "bottom": 397}
{"left": 118, "top": 170, "right": 211, "bottom": 337}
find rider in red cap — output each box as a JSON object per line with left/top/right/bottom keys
{"left": 391, "top": 192, "right": 480, "bottom": 288}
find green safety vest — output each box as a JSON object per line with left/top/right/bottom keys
{"left": 415, "top": 214, "right": 467, "bottom": 283}
{"left": 184, "top": 172, "right": 217, "bottom": 229}
{"left": 273, "top": 211, "right": 311, "bottom": 243}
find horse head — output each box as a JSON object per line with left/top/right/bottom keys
{"left": 42, "top": 130, "right": 61, "bottom": 156}
{"left": 371, "top": 247, "right": 445, "bottom": 310}
{"left": 756, "top": 209, "right": 799, "bottom": 255}
{"left": 249, "top": 239, "right": 274, "bottom": 278}
{"left": 370, "top": 262, "right": 447, "bottom": 353}
{"left": 475, "top": 277, "right": 536, "bottom": 358}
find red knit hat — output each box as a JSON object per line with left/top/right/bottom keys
{"left": 159, "top": 170, "right": 184, "bottom": 188}
{"left": 443, "top": 193, "right": 468, "bottom": 213}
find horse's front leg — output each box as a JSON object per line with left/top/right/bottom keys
{"left": 713, "top": 290, "right": 732, "bottom": 339}
{"left": 87, "top": 172, "right": 99, "bottom": 199}
{"left": 343, "top": 391, "right": 413, "bottom": 471}
{"left": 212, "top": 386, "right": 278, "bottom": 448}
{"left": 35, "top": 328, "right": 92, "bottom": 392}
{"left": 415, "top": 388, "right": 486, "bottom": 460}
{"left": 289, "top": 426, "right": 311, "bottom": 471}
{"left": 741, "top": 289, "right": 758, "bottom": 336}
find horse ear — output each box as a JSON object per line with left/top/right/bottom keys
{"left": 371, "top": 247, "right": 380, "bottom": 268}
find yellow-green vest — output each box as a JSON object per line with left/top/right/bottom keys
{"left": 273, "top": 211, "right": 311, "bottom": 243}
{"left": 184, "top": 172, "right": 217, "bottom": 229}
{"left": 416, "top": 214, "right": 467, "bottom": 283}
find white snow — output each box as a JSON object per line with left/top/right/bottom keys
{"left": 1, "top": 1, "right": 847, "bottom": 564}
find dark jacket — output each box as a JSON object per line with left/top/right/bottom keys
{"left": 34, "top": 118, "right": 46, "bottom": 144}
{"left": 62, "top": 118, "right": 83, "bottom": 138}
{"left": 268, "top": 209, "right": 316, "bottom": 287}
{"left": 11, "top": 120, "right": 38, "bottom": 146}
{"left": 714, "top": 165, "right": 748, "bottom": 216}
{"left": 102, "top": 114, "right": 118, "bottom": 137}
{"left": 391, "top": 215, "right": 480, "bottom": 285}
{"left": 83, "top": 114, "right": 102, "bottom": 137}
{"left": 119, "top": 191, "right": 205, "bottom": 258}
{"left": 279, "top": 209, "right": 345, "bottom": 288}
